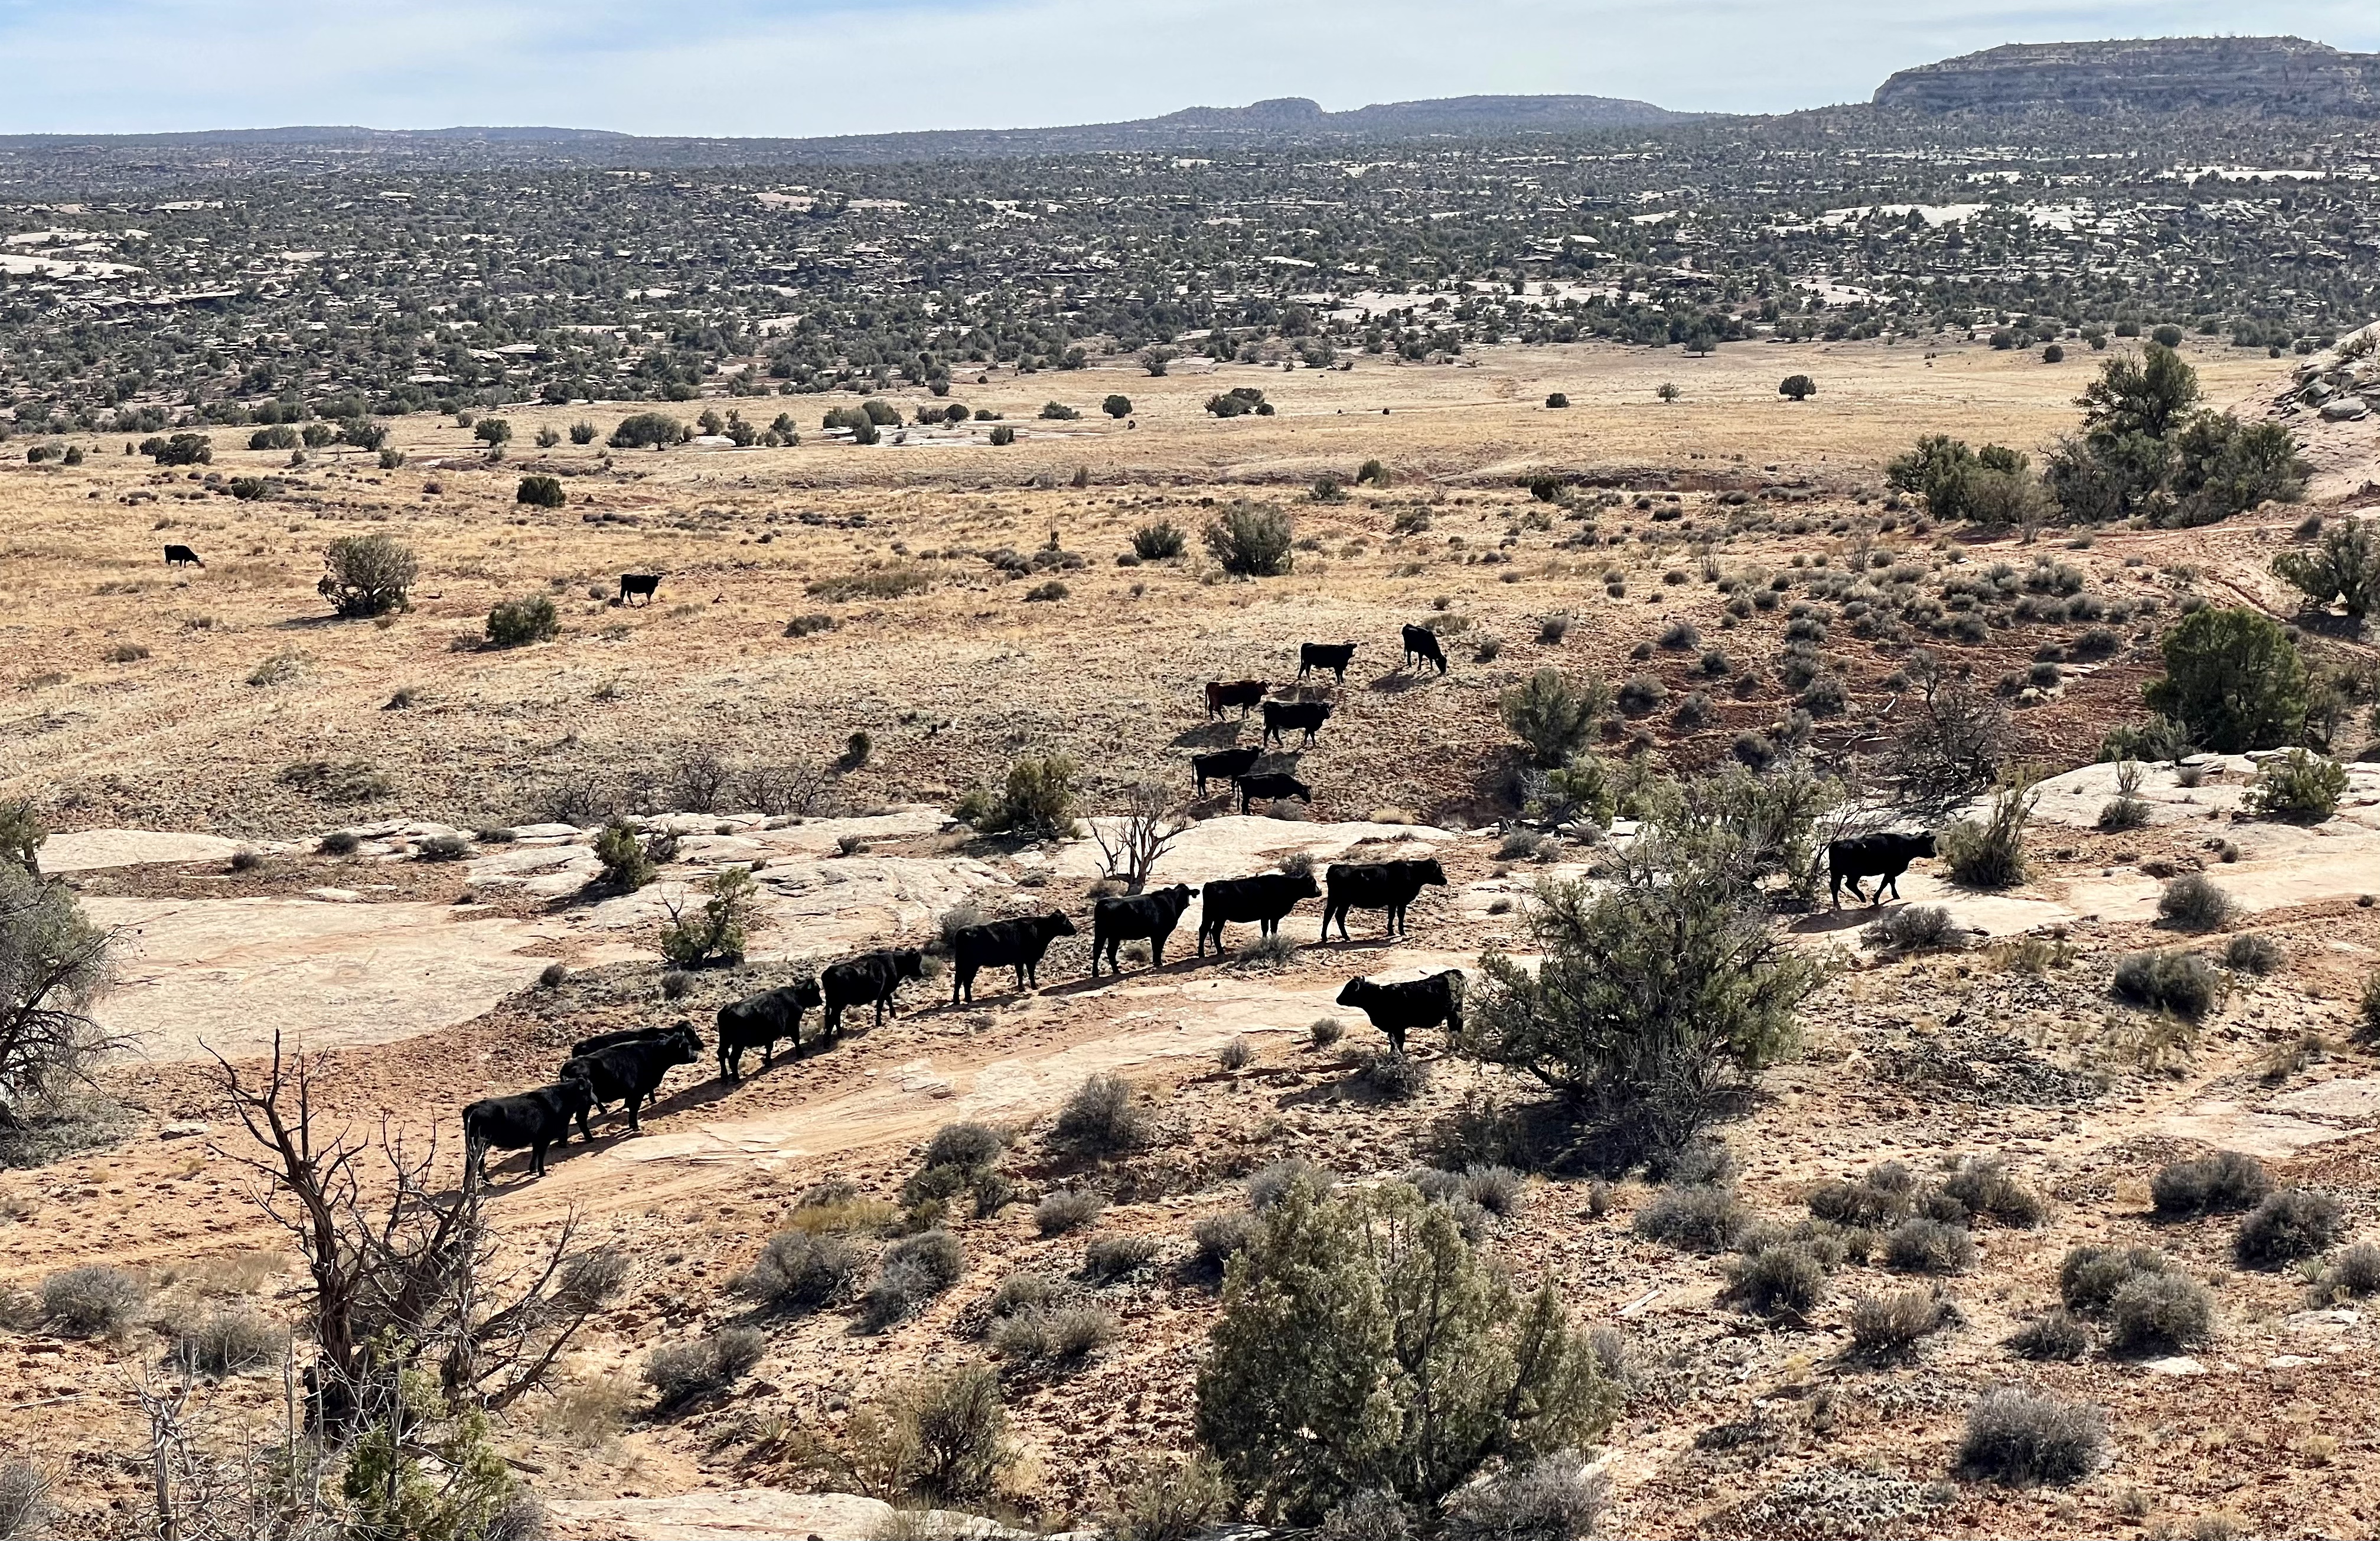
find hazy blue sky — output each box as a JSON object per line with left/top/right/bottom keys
{"left": 3, "top": 1, "right": 2376, "bottom": 136}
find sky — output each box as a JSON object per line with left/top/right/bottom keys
{"left": 2, "top": 0, "right": 2378, "bottom": 138}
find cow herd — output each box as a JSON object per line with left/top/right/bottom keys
{"left": 457, "top": 626, "right": 1522, "bottom": 1185}
{"left": 459, "top": 855, "right": 1458, "bottom": 1185}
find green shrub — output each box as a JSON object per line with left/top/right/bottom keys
{"left": 1957, "top": 1387, "right": 2107, "bottom": 1487}
{"left": 608, "top": 412, "right": 683, "bottom": 449}
{"left": 2223, "top": 933, "right": 2282, "bottom": 975}
{"left": 2005, "top": 1309, "right": 2091, "bottom": 1361}
{"left": 744, "top": 1230, "right": 863, "bottom": 1311}
{"left": 2243, "top": 748, "right": 2347, "bottom": 821}
{"left": 1883, "top": 1217, "right": 1975, "bottom": 1274}
{"left": 1499, "top": 669, "right": 1612, "bottom": 767}
{"left": 1938, "top": 1156, "right": 2046, "bottom": 1228}
{"left": 569, "top": 421, "right": 597, "bottom": 444}
{"left": 2058, "top": 1244, "right": 2180, "bottom": 1312}
{"left": 1035, "top": 1190, "right": 1105, "bottom": 1236}
{"left": 2112, "top": 949, "right": 2221, "bottom": 1018}
{"left": 1632, "top": 1184, "right": 1749, "bottom": 1253}
{"left": 2235, "top": 1188, "right": 2344, "bottom": 1269}
{"left": 41, "top": 1265, "right": 144, "bottom": 1335}
{"left": 485, "top": 594, "right": 559, "bottom": 647}
{"left": 644, "top": 1327, "right": 764, "bottom": 1408}
{"left": 1046, "top": 1073, "right": 1149, "bottom": 1159}
{"left": 658, "top": 866, "right": 758, "bottom": 968}
{"left": 864, "top": 1229, "right": 966, "bottom": 1329}
{"left": 1808, "top": 1162, "right": 1916, "bottom": 1228}
{"left": 2151, "top": 1151, "right": 2270, "bottom": 1216}
{"left": 1194, "top": 1175, "right": 1617, "bottom": 1522}
{"left": 319, "top": 533, "right": 418, "bottom": 617}
{"left": 1721, "top": 1241, "right": 1827, "bottom": 1318}
{"left": 1103, "top": 395, "right": 1134, "bottom": 419}
{"left": 1861, "top": 904, "right": 1960, "bottom": 953}
{"left": 1039, "top": 401, "right": 1080, "bottom": 420}
{"left": 894, "top": 1364, "right": 1010, "bottom": 1501}
{"left": 1440, "top": 1454, "right": 1604, "bottom": 1541}
{"left": 969, "top": 752, "right": 1079, "bottom": 836}
{"left": 593, "top": 819, "right": 655, "bottom": 890}
{"left": 516, "top": 474, "right": 566, "bottom": 509}
{"left": 1939, "top": 774, "right": 2037, "bottom": 888}
{"left": 143, "top": 432, "right": 213, "bottom": 465}
{"left": 2272, "top": 517, "right": 2380, "bottom": 619}
{"left": 1204, "top": 501, "right": 1295, "bottom": 576}
{"left": 1109, "top": 1454, "right": 1233, "bottom": 1541}
{"left": 1132, "top": 522, "right": 1186, "bottom": 559}
{"left": 1848, "top": 1288, "right": 1953, "bottom": 1361}
{"left": 988, "top": 424, "right": 1016, "bottom": 446}
{"left": 2324, "top": 1242, "right": 2380, "bottom": 1299}
{"left": 2107, "top": 1270, "right": 2215, "bottom": 1356}
{"left": 2141, "top": 607, "right": 2309, "bottom": 752}
{"left": 1084, "top": 1233, "right": 1159, "bottom": 1281}
{"left": 2157, "top": 872, "right": 2235, "bottom": 931}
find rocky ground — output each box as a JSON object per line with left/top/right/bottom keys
{"left": 4, "top": 335, "right": 2380, "bottom": 1540}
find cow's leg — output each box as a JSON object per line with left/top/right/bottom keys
{"left": 624, "top": 1094, "right": 643, "bottom": 1133}
{"left": 1386, "top": 1022, "right": 1406, "bottom": 1055}
{"left": 1881, "top": 866, "right": 1905, "bottom": 904}
{"left": 530, "top": 1139, "right": 550, "bottom": 1178}
{"left": 1829, "top": 871, "right": 1842, "bottom": 910}
{"left": 1843, "top": 875, "right": 1867, "bottom": 905}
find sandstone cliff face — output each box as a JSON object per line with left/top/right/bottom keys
{"left": 1874, "top": 35, "right": 2380, "bottom": 115}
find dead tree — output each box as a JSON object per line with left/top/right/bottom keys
{"left": 1886, "top": 650, "right": 2011, "bottom": 818}
{"left": 1091, "top": 783, "right": 1184, "bottom": 892}
{"left": 211, "top": 1034, "right": 625, "bottom": 1430}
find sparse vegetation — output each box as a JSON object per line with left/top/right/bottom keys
{"left": 2235, "top": 1188, "right": 2345, "bottom": 1269}
{"left": 2157, "top": 872, "right": 2236, "bottom": 931}
{"left": 318, "top": 533, "right": 418, "bottom": 618}
{"left": 2243, "top": 747, "right": 2348, "bottom": 821}
{"left": 1046, "top": 1073, "right": 1149, "bottom": 1159}
{"left": 2151, "top": 1151, "right": 2270, "bottom": 1216}
{"left": 1957, "top": 1387, "right": 2107, "bottom": 1487}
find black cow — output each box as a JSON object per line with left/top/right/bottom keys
{"left": 1090, "top": 884, "right": 1200, "bottom": 977}
{"left": 1828, "top": 831, "right": 1938, "bottom": 908}
{"left": 1401, "top": 624, "right": 1447, "bottom": 675}
{"left": 1261, "top": 699, "right": 1334, "bottom": 748}
{"left": 463, "top": 1078, "right": 595, "bottom": 1182}
{"left": 1237, "top": 773, "right": 1313, "bottom": 815}
{"left": 569, "top": 1024, "right": 671, "bottom": 1060}
{"left": 949, "top": 911, "right": 1078, "bottom": 1002}
{"left": 619, "top": 572, "right": 661, "bottom": 606}
{"left": 1323, "top": 858, "right": 1448, "bottom": 941}
{"left": 1205, "top": 679, "right": 1268, "bottom": 719}
{"left": 1192, "top": 746, "right": 1263, "bottom": 796}
{"left": 164, "top": 544, "right": 204, "bottom": 569}
{"left": 1198, "top": 869, "right": 1321, "bottom": 955}
{"left": 1337, "top": 970, "right": 1465, "bottom": 1054}
{"left": 715, "top": 979, "right": 826, "bottom": 1081}
{"left": 823, "top": 948, "right": 924, "bottom": 1035}
{"left": 560, "top": 1022, "right": 701, "bottom": 1132}
{"left": 1298, "top": 642, "right": 1357, "bottom": 682}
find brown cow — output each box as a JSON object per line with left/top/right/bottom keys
{"left": 1204, "top": 679, "right": 1268, "bottom": 719}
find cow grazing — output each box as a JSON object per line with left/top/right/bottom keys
{"left": 823, "top": 948, "right": 924, "bottom": 1035}
{"left": 715, "top": 979, "right": 826, "bottom": 1081}
{"left": 163, "top": 544, "right": 204, "bottom": 569}
{"left": 1401, "top": 624, "right": 1448, "bottom": 675}
{"left": 619, "top": 572, "right": 661, "bottom": 606}
{"left": 1090, "top": 884, "right": 1200, "bottom": 977}
{"left": 1298, "top": 642, "right": 1357, "bottom": 683}
{"left": 1322, "top": 858, "right": 1448, "bottom": 941}
{"left": 1261, "top": 699, "right": 1334, "bottom": 748}
{"left": 1828, "top": 831, "right": 1938, "bottom": 908}
{"left": 1337, "top": 971, "right": 1465, "bottom": 1054}
{"left": 1204, "top": 679, "right": 1269, "bottom": 719}
{"left": 463, "top": 1079, "right": 596, "bottom": 1182}
{"left": 1198, "top": 869, "right": 1321, "bottom": 956}
{"left": 569, "top": 1024, "right": 672, "bottom": 1060}
{"left": 560, "top": 1021, "right": 701, "bottom": 1132}
{"left": 948, "top": 911, "right": 1078, "bottom": 1003}
{"left": 1192, "top": 746, "right": 1263, "bottom": 796}
{"left": 1236, "top": 772, "right": 1313, "bottom": 816}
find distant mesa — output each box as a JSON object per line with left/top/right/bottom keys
{"left": 1874, "top": 35, "right": 2380, "bottom": 116}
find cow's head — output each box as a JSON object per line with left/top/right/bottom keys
{"left": 1335, "top": 978, "right": 1374, "bottom": 1007}
{"left": 1315, "top": 702, "right": 1335, "bottom": 721}
{"left": 1915, "top": 832, "right": 1940, "bottom": 858}
{"left": 1041, "top": 911, "right": 1080, "bottom": 937}
{"left": 1416, "top": 859, "right": 1447, "bottom": 887}
{"left": 892, "top": 948, "right": 924, "bottom": 980}
{"left": 550, "top": 1077, "right": 595, "bottom": 1115}
{"left": 791, "top": 977, "right": 824, "bottom": 1008}
{"left": 664, "top": 1021, "right": 704, "bottom": 1057}
{"left": 1287, "top": 871, "right": 1322, "bottom": 900}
